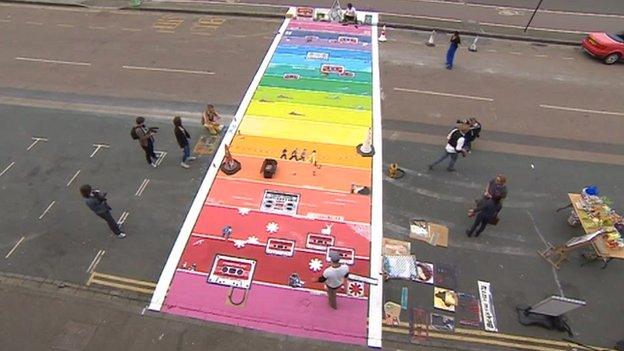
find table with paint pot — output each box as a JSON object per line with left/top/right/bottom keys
{"left": 568, "top": 193, "right": 624, "bottom": 266}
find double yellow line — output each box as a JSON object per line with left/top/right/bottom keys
{"left": 87, "top": 271, "right": 156, "bottom": 295}
{"left": 383, "top": 322, "right": 614, "bottom": 351}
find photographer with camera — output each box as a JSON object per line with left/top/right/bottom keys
{"left": 131, "top": 116, "right": 159, "bottom": 168}
{"left": 79, "top": 184, "right": 126, "bottom": 239}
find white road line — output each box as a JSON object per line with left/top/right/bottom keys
{"left": 135, "top": 178, "right": 150, "bottom": 197}
{"left": 527, "top": 211, "right": 564, "bottom": 296}
{"left": 122, "top": 28, "right": 141, "bottom": 32}
{"left": 393, "top": 87, "right": 493, "bottom": 102}
{"left": 0, "top": 19, "right": 11, "bottom": 23}
{"left": 38, "top": 200, "right": 56, "bottom": 220}
{"left": 479, "top": 21, "right": 585, "bottom": 34}
{"left": 25, "top": 21, "right": 43, "bottom": 25}
{"left": 89, "top": 25, "right": 106, "bottom": 29}
{"left": 86, "top": 250, "right": 105, "bottom": 273}
{"left": 56, "top": 23, "right": 75, "bottom": 28}
{"left": 122, "top": 65, "right": 214, "bottom": 75}
{"left": 562, "top": 57, "right": 575, "bottom": 60}
{"left": 26, "top": 136, "right": 48, "bottom": 151}
{"left": 15, "top": 57, "right": 91, "bottom": 66}
{"left": 5, "top": 236, "right": 25, "bottom": 259}
{"left": 509, "top": 51, "right": 523, "bottom": 55}
{"left": 535, "top": 54, "right": 549, "bottom": 58}
{"left": 486, "top": 49, "right": 497, "bottom": 53}
{"left": 0, "top": 161, "right": 15, "bottom": 177}
{"left": 89, "top": 143, "right": 110, "bottom": 158}
{"left": 540, "top": 104, "right": 624, "bottom": 117}
{"left": 66, "top": 170, "right": 81, "bottom": 187}
{"left": 117, "top": 212, "right": 129, "bottom": 225}
{"left": 154, "top": 151, "right": 167, "bottom": 166}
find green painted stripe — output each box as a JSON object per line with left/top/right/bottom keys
{"left": 259, "top": 76, "right": 371, "bottom": 96}
{"left": 252, "top": 86, "right": 371, "bottom": 110}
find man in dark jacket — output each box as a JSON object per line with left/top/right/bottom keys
{"left": 173, "top": 116, "right": 196, "bottom": 169}
{"left": 80, "top": 184, "right": 125, "bottom": 238}
{"left": 134, "top": 116, "right": 158, "bottom": 168}
{"left": 466, "top": 195, "right": 502, "bottom": 237}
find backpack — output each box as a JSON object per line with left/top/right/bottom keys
{"left": 130, "top": 126, "right": 139, "bottom": 140}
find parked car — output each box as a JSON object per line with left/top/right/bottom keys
{"left": 582, "top": 32, "right": 624, "bottom": 64}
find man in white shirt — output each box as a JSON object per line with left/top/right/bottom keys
{"left": 428, "top": 126, "right": 468, "bottom": 172}
{"left": 319, "top": 251, "right": 350, "bottom": 309}
{"left": 342, "top": 3, "right": 357, "bottom": 24}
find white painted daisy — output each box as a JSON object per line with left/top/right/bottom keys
{"left": 247, "top": 236, "right": 260, "bottom": 244}
{"left": 233, "top": 240, "right": 246, "bottom": 249}
{"left": 309, "top": 258, "right": 323, "bottom": 272}
{"left": 266, "top": 222, "right": 279, "bottom": 233}
{"left": 238, "top": 208, "right": 251, "bottom": 216}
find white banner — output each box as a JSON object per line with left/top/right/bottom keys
{"left": 478, "top": 280, "right": 498, "bottom": 332}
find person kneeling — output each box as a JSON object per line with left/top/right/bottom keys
{"left": 342, "top": 3, "right": 358, "bottom": 25}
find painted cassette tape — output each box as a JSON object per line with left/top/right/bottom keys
{"left": 207, "top": 254, "right": 257, "bottom": 289}
{"left": 306, "top": 233, "right": 335, "bottom": 251}
{"left": 320, "top": 64, "right": 345, "bottom": 75}
{"left": 338, "top": 36, "right": 359, "bottom": 44}
{"left": 326, "top": 246, "right": 355, "bottom": 265}
{"left": 265, "top": 238, "right": 295, "bottom": 257}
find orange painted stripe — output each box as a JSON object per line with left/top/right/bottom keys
{"left": 218, "top": 155, "right": 371, "bottom": 193}
{"left": 230, "top": 134, "right": 371, "bottom": 170}
{"left": 208, "top": 177, "right": 371, "bottom": 223}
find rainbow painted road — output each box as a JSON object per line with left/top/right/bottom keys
{"left": 150, "top": 12, "right": 383, "bottom": 347}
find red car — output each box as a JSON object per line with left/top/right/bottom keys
{"left": 582, "top": 32, "right": 624, "bottom": 64}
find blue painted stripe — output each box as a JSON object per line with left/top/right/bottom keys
{"left": 270, "top": 53, "right": 371, "bottom": 72}
{"left": 276, "top": 45, "right": 371, "bottom": 61}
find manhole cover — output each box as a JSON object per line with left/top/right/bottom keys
{"left": 51, "top": 321, "right": 97, "bottom": 351}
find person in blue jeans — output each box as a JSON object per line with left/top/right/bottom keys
{"left": 173, "top": 116, "right": 196, "bottom": 168}
{"left": 446, "top": 31, "right": 461, "bottom": 69}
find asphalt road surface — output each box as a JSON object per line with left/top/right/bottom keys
{"left": 0, "top": 3, "right": 623, "bottom": 351}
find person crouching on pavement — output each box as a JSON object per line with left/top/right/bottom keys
{"left": 466, "top": 195, "right": 502, "bottom": 237}
{"left": 463, "top": 117, "right": 482, "bottom": 152}
{"left": 202, "top": 104, "right": 222, "bottom": 135}
{"left": 318, "top": 251, "right": 349, "bottom": 309}
{"left": 342, "top": 3, "right": 358, "bottom": 25}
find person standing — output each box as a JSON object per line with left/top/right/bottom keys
{"left": 464, "top": 117, "right": 482, "bottom": 152}
{"left": 466, "top": 195, "right": 502, "bottom": 237}
{"left": 80, "top": 184, "right": 126, "bottom": 239}
{"left": 446, "top": 31, "right": 461, "bottom": 69}
{"left": 318, "top": 251, "right": 349, "bottom": 309}
{"left": 428, "top": 125, "right": 468, "bottom": 172}
{"left": 484, "top": 174, "right": 507, "bottom": 200}
{"left": 173, "top": 116, "right": 196, "bottom": 169}
{"left": 133, "top": 117, "right": 158, "bottom": 168}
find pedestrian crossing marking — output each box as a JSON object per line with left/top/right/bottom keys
{"left": 152, "top": 15, "right": 184, "bottom": 33}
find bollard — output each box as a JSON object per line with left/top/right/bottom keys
{"left": 426, "top": 30, "right": 436, "bottom": 47}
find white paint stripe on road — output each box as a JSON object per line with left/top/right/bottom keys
{"left": 0, "top": 19, "right": 11, "bottom": 23}
{"left": 56, "top": 23, "right": 75, "bottom": 28}
{"left": 66, "top": 170, "right": 81, "bottom": 187}
{"left": 540, "top": 104, "right": 624, "bottom": 117}
{"left": 122, "top": 65, "right": 214, "bottom": 75}
{"left": 135, "top": 178, "right": 150, "bottom": 197}
{"left": 86, "top": 249, "right": 105, "bottom": 273}
{"left": 5, "top": 236, "right": 25, "bottom": 259}
{"left": 562, "top": 57, "right": 575, "bottom": 60}
{"left": 394, "top": 87, "right": 493, "bottom": 102}
{"left": 154, "top": 151, "right": 167, "bottom": 166}
{"left": 117, "top": 212, "right": 129, "bottom": 225}
{"left": 89, "top": 143, "right": 110, "bottom": 158}
{"left": 38, "top": 200, "right": 56, "bottom": 220}
{"left": 26, "top": 137, "right": 48, "bottom": 151}
{"left": 509, "top": 51, "right": 523, "bottom": 55}
{"left": 89, "top": 25, "right": 106, "bottom": 29}
{"left": 122, "top": 28, "right": 142, "bottom": 32}
{"left": 15, "top": 57, "right": 91, "bottom": 66}
{"left": 0, "top": 161, "right": 15, "bottom": 177}
{"left": 479, "top": 22, "right": 586, "bottom": 34}
{"left": 25, "top": 21, "right": 43, "bottom": 25}
{"left": 535, "top": 54, "right": 549, "bottom": 58}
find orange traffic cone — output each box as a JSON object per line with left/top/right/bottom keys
{"left": 378, "top": 25, "right": 387, "bottom": 42}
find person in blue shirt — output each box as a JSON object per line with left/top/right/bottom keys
{"left": 446, "top": 31, "right": 461, "bottom": 69}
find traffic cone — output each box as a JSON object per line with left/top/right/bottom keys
{"left": 469, "top": 36, "right": 478, "bottom": 52}
{"left": 426, "top": 30, "right": 435, "bottom": 47}
{"left": 378, "top": 25, "right": 387, "bottom": 42}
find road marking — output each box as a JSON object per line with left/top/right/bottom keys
{"left": 527, "top": 211, "right": 564, "bottom": 296}
{"left": 5, "top": 236, "right": 25, "bottom": 259}
{"left": 152, "top": 15, "right": 184, "bottom": 33}
{"left": 0, "top": 19, "right": 11, "bottom": 23}
{"left": 25, "top": 21, "right": 43, "bottom": 25}
{"left": 117, "top": 211, "right": 129, "bottom": 226}
{"left": 562, "top": 57, "right": 575, "bottom": 60}
{"left": 122, "top": 65, "right": 214, "bottom": 76}
{"left": 56, "top": 23, "right": 75, "bottom": 28}
{"left": 89, "top": 143, "right": 110, "bottom": 158}
{"left": 135, "top": 178, "right": 150, "bottom": 197}
{"left": 38, "top": 200, "right": 56, "bottom": 220}
{"left": 509, "top": 51, "right": 523, "bottom": 55}
{"left": 0, "top": 161, "right": 15, "bottom": 177}
{"left": 89, "top": 25, "right": 106, "bottom": 30}
{"left": 86, "top": 249, "right": 105, "bottom": 273}
{"left": 535, "top": 54, "right": 549, "bottom": 58}
{"left": 540, "top": 104, "right": 624, "bottom": 117}
{"left": 65, "top": 170, "right": 81, "bottom": 187}
{"left": 486, "top": 49, "right": 497, "bottom": 53}
{"left": 87, "top": 271, "right": 156, "bottom": 294}
{"left": 393, "top": 87, "right": 493, "bottom": 102}
{"left": 15, "top": 57, "right": 91, "bottom": 66}
{"left": 26, "top": 136, "right": 48, "bottom": 151}
{"left": 154, "top": 151, "right": 167, "bottom": 166}
{"left": 121, "top": 28, "right": 141, "bottom": 32}
{"left": 479, "top": 21, "right": 585, "bottom": 34}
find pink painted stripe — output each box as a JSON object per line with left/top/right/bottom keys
{"left": 164, "top": 271, "right": 368, "bottom": 345}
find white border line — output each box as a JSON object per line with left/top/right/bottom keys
{"left": 148, "top": 17, "right": 292, "bottom": 311}
{"left": 368, "top": 14, "right": 383, "bottom": 349}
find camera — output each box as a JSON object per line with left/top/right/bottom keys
{"left": 148, "top": 127, "right": 159, "bottom": 133}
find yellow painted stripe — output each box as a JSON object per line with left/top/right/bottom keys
{"left": 92, "top": 272, "right": 157, "bottom": 288}
{"left": 246, "top": 100, "right": 371, "bottom": 127}
{"left": 90, "top": 278, "right": 155, "bottom": 294}
{"left": 383, "top": 327, "right": 565, "bottom": 351}
{"left": 239, "top": 115, "right": 368, "bottom": 146}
